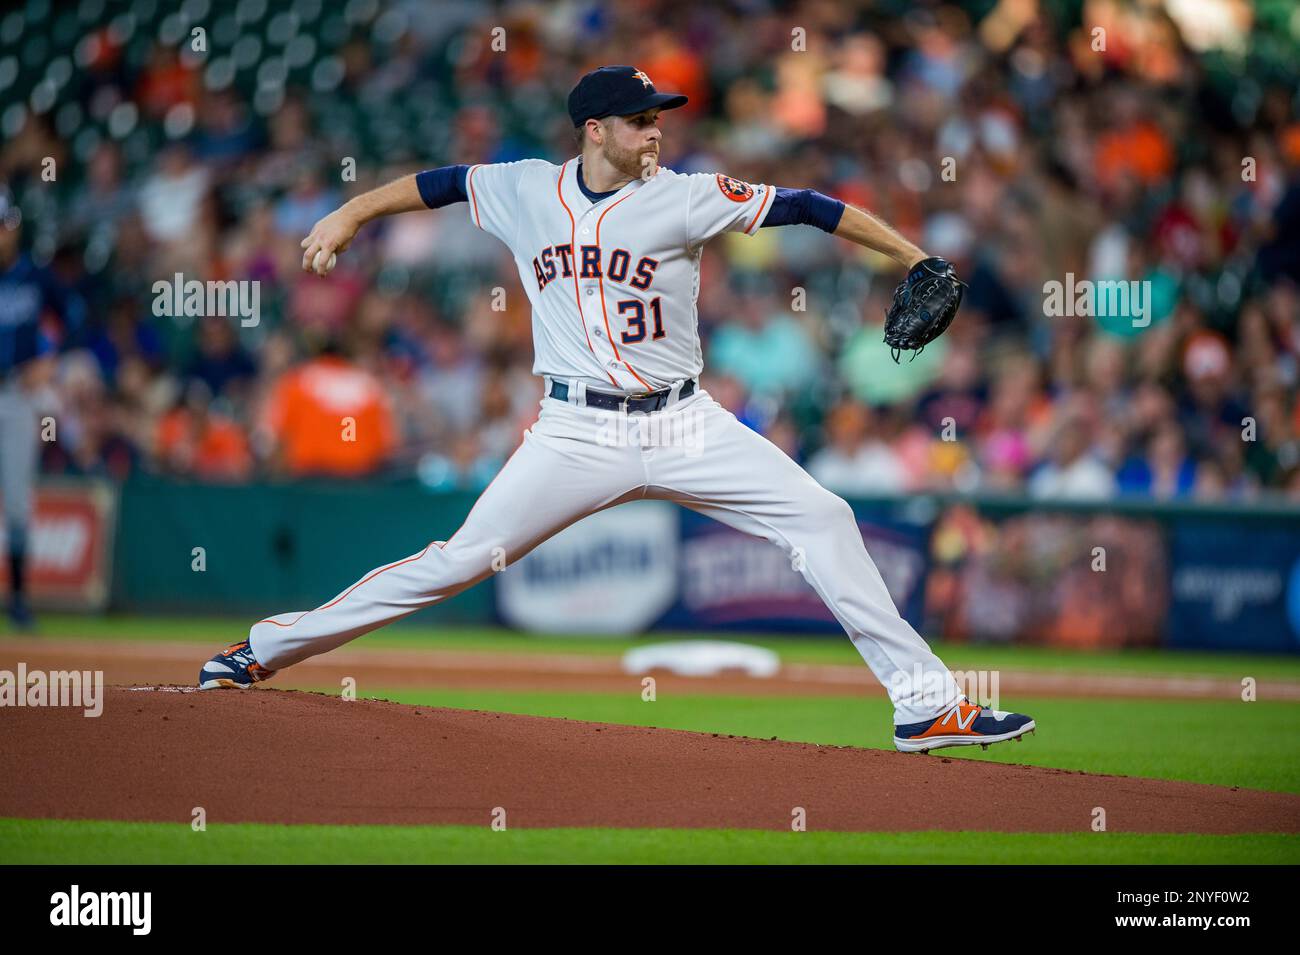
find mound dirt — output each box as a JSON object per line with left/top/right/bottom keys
{"left": 2, "top": 687, "right": 1297, "bottom": 834}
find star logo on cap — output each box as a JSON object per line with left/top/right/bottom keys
{"left": 632, "top": 70, "right": 653, "bottom": 89}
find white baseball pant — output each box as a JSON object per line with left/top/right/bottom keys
{"left": 248, "top": 384, "right": 963, "bottom": 724}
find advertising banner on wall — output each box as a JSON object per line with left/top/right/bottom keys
{"left": 922, "top": 505, "right": 1169, "bottom": 650}
{"left": 1167, "top": 521, "right": 1300, "bottom": 652}
{"left": 496, "top": 501, "right": 680, "bottom": 634}
{"left": 0, "top": 480, "right": 117, "bottom": 610}
{"left": 656, "top": 507, "right": 931, "bottom": 634}
{"left": 496, "top": 501, "right": 931, "bottom": 636}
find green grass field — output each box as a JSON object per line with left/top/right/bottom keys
{"left": 3, "top": 615, "right": 1299, "bottom": 864}
{"left": 337, "top": 689, "right": 1300, "bottom": 794}
{"left": 3, "top": 819, "right": 1295, "bottom": 864}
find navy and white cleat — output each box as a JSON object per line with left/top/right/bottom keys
{"left": 198, "top": 640, "right": 277, "bottom": 690}
{"left": 893, "top": 698, "right": 1035, "bottom": 753}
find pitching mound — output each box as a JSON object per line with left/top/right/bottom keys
{"left": 2, "top": 687, "right": 1298, "bottom": 833}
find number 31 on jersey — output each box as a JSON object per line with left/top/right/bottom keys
{"left": 618, "top": 297, "right": 665, "bottom": 343}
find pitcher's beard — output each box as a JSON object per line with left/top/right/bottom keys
{"left": 604, "top": 141, "right": 659, "bottom": 180}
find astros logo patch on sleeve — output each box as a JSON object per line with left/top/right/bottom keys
{"left": 716, "top": 174, "right": 755, "bottom": 202}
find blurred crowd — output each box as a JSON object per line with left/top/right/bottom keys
{"left": 3, "top": 0, "right": 1300, "bottom": 502}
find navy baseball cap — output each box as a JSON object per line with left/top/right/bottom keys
{"left": 568, "top": 65, "right": 688, "bottom": 127}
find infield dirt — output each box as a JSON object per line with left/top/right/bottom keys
{"left": 2, "top": 687, "right": 1298, "bottom": 834}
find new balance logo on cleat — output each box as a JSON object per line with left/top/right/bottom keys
{"left": 941, "top": 705, "right": 979, "bottom": 731}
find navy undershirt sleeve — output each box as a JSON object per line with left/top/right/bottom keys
{"left": 762, "top": 187, "right": 845, "bottom": 232}
{"left": 415, "top": 165, "right": 470, "bottom": 208}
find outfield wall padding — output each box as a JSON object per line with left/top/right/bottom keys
{"left": 111, "top": 476, "right": 490, "bottom": 623}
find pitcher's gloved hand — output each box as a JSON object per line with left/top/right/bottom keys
{"left": 882, "top": 256, "right": 966, "bottom": 362}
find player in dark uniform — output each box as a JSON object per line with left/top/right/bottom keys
{"left": 0, "top": 188, "right": 84, "bottom": 631}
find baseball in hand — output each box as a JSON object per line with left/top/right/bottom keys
{"left": 312, "top": 250, "right": 338, "bottom": 276}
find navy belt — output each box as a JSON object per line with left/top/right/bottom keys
{"left": 549, "top": 377, "right": 696, "bottom": 412}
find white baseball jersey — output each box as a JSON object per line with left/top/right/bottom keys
{"left": 464, "top": 157, "right": 775, "bottom": 392}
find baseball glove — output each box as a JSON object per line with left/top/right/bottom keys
{"left": 882, "top": 256, "right": 966, "bottom": 362}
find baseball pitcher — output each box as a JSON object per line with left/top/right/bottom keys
{"left": 199, "top": 66, "right": 1034, "bottom": 753}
